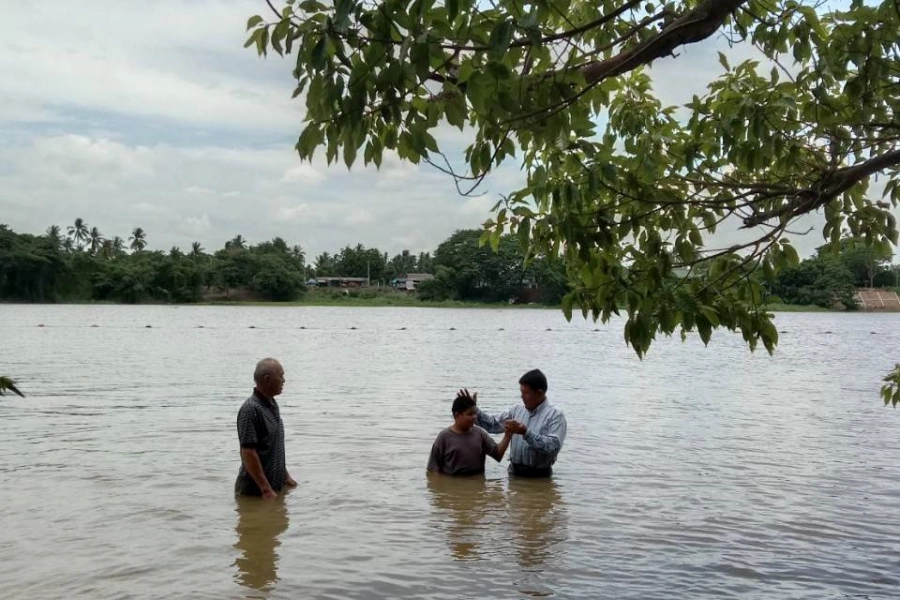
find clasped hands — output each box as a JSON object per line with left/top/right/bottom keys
{"left": 503, "top": 419, "right": 527, "bottom": 435}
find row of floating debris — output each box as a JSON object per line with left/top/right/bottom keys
{"left": 34, "top": 323, "right": 881, "bottom": 334}
{"left": 35, "top": 323, "right": 601, "bottom": 331}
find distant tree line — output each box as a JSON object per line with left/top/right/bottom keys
{"left": 0, "top": 221, "right": 568, "bottom": 304}
{"left": 770, "top": 237, "right": 898, "bottom": 308}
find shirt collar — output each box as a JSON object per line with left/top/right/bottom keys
{"left": 527, "top": 398, "right": 549, "bottom": 415}
{"left": 252, "top": 387, "right": 277, "bottom": 406}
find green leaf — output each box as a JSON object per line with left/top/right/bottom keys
{"left": 444, "top": 93, "right": 467, "bottom": 129}
{"left": 486, "top": 60, "right": 512, "bottom": 80}
{"left": 343, "top": 141, "right": 357, "bottom": 168}
{"left": 517, "top": 217, "right": 531, "bottom": 247}
{"left": 246, "top": 15, "right": 264, "bottom": 30}
{"left": 697, "top": 316, "right": 712, "bottom": 345}
{"left": 447, "top": 0, "right": 459, "bottom": 22}
{"left": 782, "top": 243, "right": 799, "bottom": 266}
{"left": 457, "top": 61, "right": 475, "bottom": 84}
{"left": 718, "top": 52, "right": 730, "bottom": 71}
{"left": 699, "top": 306, "right": 720, "bottom": 327}
{"left": 488, "top": 19, "right": 515, "bottom": 61}
{"left": 311, "top": 36, "right": 328, "bottom": 69}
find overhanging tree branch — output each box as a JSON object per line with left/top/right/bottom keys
{"left": 743, "top": 149, "right": 900, "bottom": 226}
{"left": 580, "top": 0, "right": 750, "bottom": 84}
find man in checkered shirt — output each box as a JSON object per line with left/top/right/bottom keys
{"left": 235, "top": 358, "right": 297, "bottom": 498}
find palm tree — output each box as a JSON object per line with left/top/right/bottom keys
{"left": 225, "top": 234, "right": 246, "bottom": 251}
{"left": 67, "top": 218, "right": 90, "bottom": 250}
{"left": 129, "top": 227, "right": 147, "bottom": 252}
{"left": 190, "top": 241, "right": 204, "bottom": 257}
{"left": 61, "top": 238, "right": 75, "bottom": 253}
{"left": 99, "top": 239, "right": 115, "bottom": 260}
{"left": 315, "top": 252, "right": 334, "bottom": 276}
{"left": 112, "top": 236, "right": 125, "bottom": 255}
{"left": 0, "top": 377, "right": 24, "bottom": 397}
{"left": 88, "top": 226, "right": 105, "bottom": 255}
{"left": 291, "top": 244, "right": 306, "bottom": 264}
{"left": 46, "top": 225, "right": 63, "bottom": 249}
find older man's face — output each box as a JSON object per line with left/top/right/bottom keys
{"left": 261, "top": 363, "right": 285, "bottom": 397}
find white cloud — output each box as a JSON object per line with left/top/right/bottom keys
{"left": 0, "top": 133, "right": 493, "bottom": 255}
{"left": 1, "top": 2, "right": 895, "bottom": 264}
{"left": 182, "top": 214, "right": 213, "bottom": 237}
{"left": 185, "top": 186, "right": 215, "bottom": 195}
{"left": 280, "top": 164, "right": 326, "bottom": 184}
{"left": 0, "top": 1, "right": 302, "bottom": 133}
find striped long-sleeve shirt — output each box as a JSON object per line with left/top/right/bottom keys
{"left": 475, "top": 400, "right": 566, "bottom": 469}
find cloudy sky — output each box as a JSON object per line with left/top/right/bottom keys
{"left": 1, "top": 1, "right": 891, "bottom": 259}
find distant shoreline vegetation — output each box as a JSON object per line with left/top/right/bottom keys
{"left": 1, "top": 222, "right": 897, "bottom": 311}
{"left": 0, "top": 222, "right": 567, "bottom": 306}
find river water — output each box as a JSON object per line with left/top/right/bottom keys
{"left": 1, "top": 305, "right": 899, "bottom": 599}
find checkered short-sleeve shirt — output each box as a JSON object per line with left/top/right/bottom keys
{"left": 235, "top": 391, "right": 286, "bottom": 494}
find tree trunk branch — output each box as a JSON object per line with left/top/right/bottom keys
{"left": 581, "top": 0, "right": 749, "bottom": 84}
{"left": 742, "top": 149, "right": 900, "bottom": 226}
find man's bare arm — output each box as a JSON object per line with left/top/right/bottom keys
{"left": 240, "top": 447, "right": 276, "bottom": 499}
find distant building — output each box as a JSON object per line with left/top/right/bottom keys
{"left": 391, "top": 272, "right": 434, "bottom": 291}
{"left": 310, "top": 276, "right": 369, "bottom": 288}
{"left": 855, "top": 288, "right": 900, "bottom": 310}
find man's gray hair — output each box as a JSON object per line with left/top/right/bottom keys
{"left": 254, "top": 358, "right": 282, "bottom": 382}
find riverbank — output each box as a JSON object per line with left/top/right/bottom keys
{"left": 202, "top": 296, "right": 830, "bottom": 312}
{"left": 0, "top": 288, "right": 850, "bottom": 312}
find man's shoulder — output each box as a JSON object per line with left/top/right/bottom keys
{"left": 546, "top": 400, "right": 564, "bottom": 412}
{"left": 546, "top": 400, "right": 564, "bottom": 413}
{"left": 544, "top": 401, "right": 566, "bottom": 420}
{"left": 238, "top": 395, "right": 263, "bottom": 415}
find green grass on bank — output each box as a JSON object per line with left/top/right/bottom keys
{"left": 199, "top": 288, "right": 831, "bottom": 311}
{"left": 202, "top": 288, "right": 542, "bottom": 309}
{"left": 4, "top": 287, "right": 846, "bottom": 312}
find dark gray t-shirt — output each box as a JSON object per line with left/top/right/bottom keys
{"left": 427, "top": 426, "right": 499, "bottom": 476}
{"left": 235, "top": 391, "right": 286, "bottom": 495}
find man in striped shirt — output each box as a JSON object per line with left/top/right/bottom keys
{"left": 472, "top": 369, "right": 567, "bottom": 477}
{"left": 235, "top": 358, "right": 297, "bottom": 498}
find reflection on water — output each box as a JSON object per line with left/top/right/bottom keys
{"left": 507, "top": 477, "right": 568, "bottom": 598}
{"left": 233, "top": 493, "right": 290, "bottom": 597}
{"left": 426, "top": 473, "right": 568, "bottom": 564}
{"left": 426, "top": 474, "right": 568, "bottom": 596}
{"left": 426, "top": 474, "right": 506, "bottom": 560}
{"left": 507, "top": 477, "right": 567, "bottom": 572}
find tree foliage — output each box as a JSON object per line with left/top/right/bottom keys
{"left": 884, "top": 364, "right": 900, "bottom": 408}
{"left": 247, "top": 0, "right": 900, "bottom": 359}
{"left": 1, "top": 222, "right": 568, "bottom": 306}
{"left": 418, "top": 228, "right": 566, "bottom": 302}
{"left": 770, "top": 235, "right": 896, "bottom": 308}
{"left": 0, "top": 376, "right": 25, "bottom": 398}
{"left": 0, "top": 224, "right": 310, "bottom": 303}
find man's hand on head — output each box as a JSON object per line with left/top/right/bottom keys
{"left": 457, "top": 388, "right": 478, "bottom": 404}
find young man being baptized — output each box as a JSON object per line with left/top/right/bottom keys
{"left": 427, "top": 391, "right": 512, "bottom": 476}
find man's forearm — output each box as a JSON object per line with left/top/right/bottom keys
{"left": 523, "top": 430, "right": 561, "bottom": 453}
{"left": 476, "top": 409, "right": 506, "bottom": 433}
{"left": 240, "top": 448, "right": 273, "bottom": 493}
